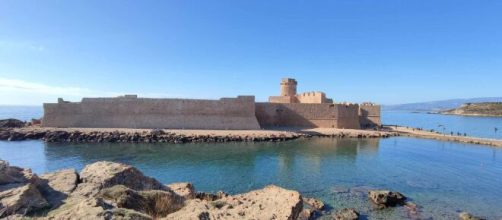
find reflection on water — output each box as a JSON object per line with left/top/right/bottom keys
{"left": 1, "top": 137, "right": 501, "bottom": 219}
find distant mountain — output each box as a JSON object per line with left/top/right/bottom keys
{"left": 383, "top": 97, "right": 502, "bottom": 112}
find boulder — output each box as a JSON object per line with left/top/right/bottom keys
{"left": 0, "top": 183, "right": 49, "bottom": 217}
{"left": 47, "top": 196, "right": 110, "bottom": 219}
{"left": 99, "top": 185, "right": 184, "bottom": 218}
{"left": 303, "top": 197, "right": 325, "bottom": 211}
{"left": 368, "top": 190, "right": 406, "bottom": 209}
{"left": 165, "top": 185, "right": 303, "bottom": 220}
{"left": 166, "top": 182, "right": 196, "bottom": 200}
{"left": 0, "top": 119, "right": 25, "bottom": 128}
{"left": 332, "top": 208, "right": 359, "bottom": 220}
{"left": 459, "top": 212, "right": 485, "bottom": 220}
{"left": 73, "top": 161, "right": 166, "bottom": 197}
{"left": 0, "top": 160, "right": 38, "bottom": 185}
{"left": 39, "top": 169, "right": 79, "bottom": 207}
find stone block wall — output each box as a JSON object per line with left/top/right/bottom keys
{"left": 255, "top": 103, "right": 361, "bottom": 129}
{"left": 296, "top": 92, "right": 331, "bottom": 104}
{"left": 43, "top": 96, "right": 261, "bottom": 130}
{"left": 359, "top": 105, "right": 381, "bottom": 128}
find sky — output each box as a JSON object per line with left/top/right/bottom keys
{"left": 0, "top": 0, "right": 501, "bottom": 105}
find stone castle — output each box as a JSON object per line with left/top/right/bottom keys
{"left": 42, "top": 78, "right": 380, "bottom": 130}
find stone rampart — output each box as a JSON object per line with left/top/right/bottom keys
{"left": 359, "top": 105, "right": 381, "bottom": 128}
{"left": 43, "top": 96, "right": 261, "bottom": 130}
{"left": 255, "top": 103, "right": 361, "bottom": 129}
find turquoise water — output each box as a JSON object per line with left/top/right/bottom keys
{"left": 383, "top": 110, "right": 502, "bottom": 140}
{"left": 1, "top": 137, "right": 501, "bottom": 219}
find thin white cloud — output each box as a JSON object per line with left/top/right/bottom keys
{"left": 0, "top": 77, "right": 182, "bottom": 105}
{"left": 0, "top": 78, "right": 104, "bottom": 96}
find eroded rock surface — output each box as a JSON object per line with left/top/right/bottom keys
{"left": 166, "top": 182, "right": 195, "bottom": 200}
{"left": 99, "top": 185, "right": 184, "bottom": 218}
{"left": 1, "top": 160, "right": 342, "bottom": 220}
{"left": 0, "top": 183, "right": 49, "bottom": 217}
{"left": 165, "top": 185, "right": 303, "bottom": 220}
{"left": 73, "top": 161, "right": 166, "bottom": 197}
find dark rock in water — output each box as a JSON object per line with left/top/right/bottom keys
{"left": 459, "top": 212, "right": 485, "bottom": 220}
{"left": 332, "top": 208, "right": 359, "bottom": 220}
{"left": 0, "top": 119, "right": 25, "bottom": 128}
{"left": 368, "top": 190, "right": 407, "bottom": 209}
{"left": 303, "top": 197, "right": 325, "bottom": 211}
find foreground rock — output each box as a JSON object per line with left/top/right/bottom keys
{"left": 0, "top": 161, "right": 48, "bottom": 217}
{"left": 166, "top": 182, "right": 196, "bottom": 200}
{"left": 333, "top": 208, "right": 360, "bottom": 220}
{"left": 368, "top": 190, "right": 407, "bottom": 209}
{"left": 0, "top": 183, "right": 49, "bottom": 217}
{"left": 73, "top": 161, "right": 166, "bottom": 197}
{"left": 164, "top": 185, "right": 303, "bottom": 220}
{"left": 1, "top": 160, "right": 309, "bottom": 220}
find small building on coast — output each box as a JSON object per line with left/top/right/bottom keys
{"left": 42, "top": 78, "right": 381, "bottom": 130}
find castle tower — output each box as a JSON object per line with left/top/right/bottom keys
{"left": 280, "top": 78, "right": 297, "bottom": 96}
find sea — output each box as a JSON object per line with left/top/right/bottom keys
{"left": 1, "top": 106, "right": 502, "bottom": 219}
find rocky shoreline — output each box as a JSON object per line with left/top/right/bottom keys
{"left": 0, "top": 126, "right": 395, "bottom": 144}
{"left": 0, "top": 160, "right": 485, "bottom": 220}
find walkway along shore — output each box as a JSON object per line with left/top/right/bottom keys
{"left": 1, "top": 125, "right": 502, "bottom": 147}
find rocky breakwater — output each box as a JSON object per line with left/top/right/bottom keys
{"left": 0, "top": 160, "right": 306, "bottom": 220}
{"left": 0, "top": 128, "right": 304, "bottom": 144}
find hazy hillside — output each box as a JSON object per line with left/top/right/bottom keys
{"left": 441, "top": 102, "right": 502, "bottom": 117}
{"left": 383, "top": 97, "right": 502, "bottom": 112}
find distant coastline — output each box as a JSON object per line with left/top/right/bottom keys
{"left": 440, "top": 102, "right": 502, "bottom": 117}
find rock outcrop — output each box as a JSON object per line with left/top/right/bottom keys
{"left": 73, "top": 161, "right": 166, "bottom": 197}
{"left": 1, "top": 160, "right": 309, "bottom": 220}
{"left": 0, "top": 160, "right": 48, "bottom": 217}
{"left": 164, "top": 185, "right": 303, "bottom": 220}
{"left": 166, "top": 182, "right": 196, "bottom": 200}
{"left": 368, "top": 190, "right": 407, "bottom": 209}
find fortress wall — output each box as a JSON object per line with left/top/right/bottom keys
{"left": 296, "top": 92, "right": 327, "bottom": 104}
{"left": 43, "top": 96, "right": 261, "bottom": 130}
{"left": 336, "top": 105, "right": 361, "bottom": 129}
{"left": 255, "top": 103, "right": 360, "bottom": 129}
{"left": 359, "top": 105, "right": 381, "bottom": 128}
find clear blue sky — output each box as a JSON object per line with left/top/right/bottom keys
{"left": 0, "top": 0, "right": 501, "bottom": 105}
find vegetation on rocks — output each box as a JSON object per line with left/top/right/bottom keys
{"left": 441, "top": 102, "right": 502, "bottom": 117}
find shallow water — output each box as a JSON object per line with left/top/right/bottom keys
{"left": 1, "top": 137, "right": 501, "bottom": 219}
{"left": 383, "top": 110, "right": 502, "bottom": 140}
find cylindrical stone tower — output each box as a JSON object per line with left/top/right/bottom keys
{"left": 280, "top": 78, "right": 297, "bottom": 96}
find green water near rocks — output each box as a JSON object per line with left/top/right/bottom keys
{"left": 1, "top": 137, "right": 501, "bottom": 219}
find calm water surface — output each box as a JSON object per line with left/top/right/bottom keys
{"left": 1, "top": 137, "right": 501, "bottom": 219}
{"left": 383, "top": 110, "right": 502, "bottom": 140}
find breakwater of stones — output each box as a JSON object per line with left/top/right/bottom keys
{"left": 0, "top": 128, "right": 395, "bottom": 144}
